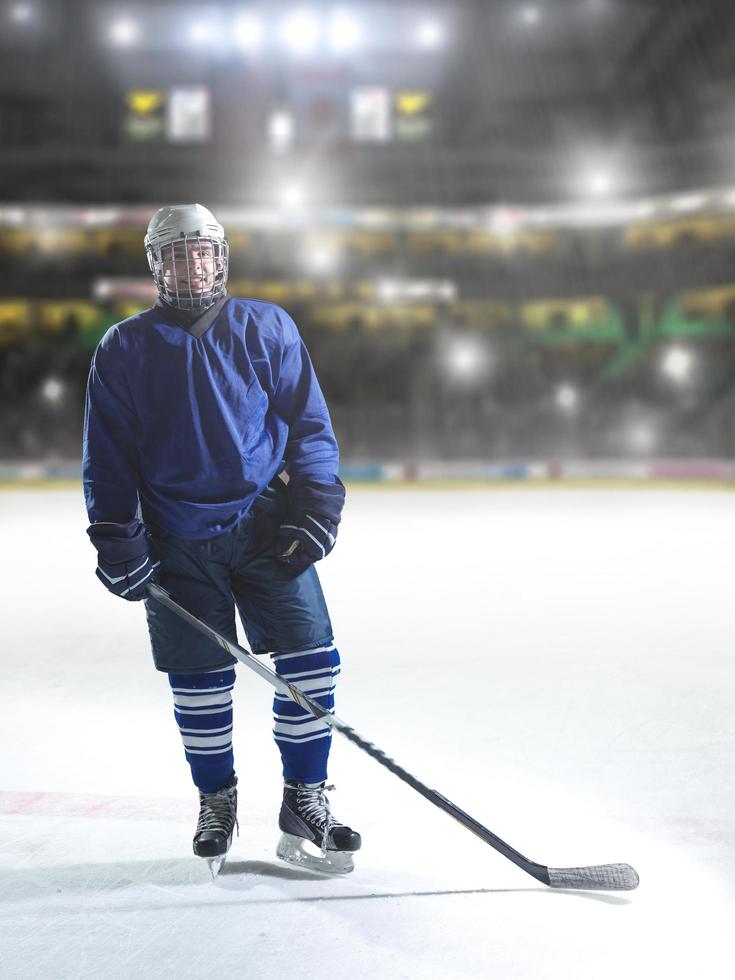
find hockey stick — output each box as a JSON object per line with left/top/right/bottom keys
{"left": 147, "top": 583, "right": 639, "bottom": 891}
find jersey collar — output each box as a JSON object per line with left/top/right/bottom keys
{"left": 153, "top": 292, "right": 229, "bottom": 339}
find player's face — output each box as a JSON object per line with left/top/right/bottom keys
{"left": 161, "top": 240, "right": 217, "bottom": 296}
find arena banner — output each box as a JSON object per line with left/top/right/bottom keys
{"left": 1, "top": 460, "right": 734, "bottom": 484}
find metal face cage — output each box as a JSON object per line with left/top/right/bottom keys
{"left": 146, "top": 233, "right": 229, "bottom": 312}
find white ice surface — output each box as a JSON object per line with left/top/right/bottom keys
{"left": 1, "top": 487, "right": 734, "bottom": 979}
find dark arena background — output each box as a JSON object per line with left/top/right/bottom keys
{"left": 1, "top": 3, "right": 733, "bottom": 978}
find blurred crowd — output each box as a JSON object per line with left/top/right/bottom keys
{"left": 2, "top": 302, "right": 735, "bottom": 464}
{"left": 2, "top": 215, "right": 735, "bottom": 463}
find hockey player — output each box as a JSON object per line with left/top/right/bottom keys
{"left": 82, "top": 203, "right": 361, "bottom": 877}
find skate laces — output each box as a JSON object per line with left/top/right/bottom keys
{"left": 296, "top": 783, "right": 340, "bottom": 852}
{"left": 196, "top": 783, "right": 239, "bottom": 836}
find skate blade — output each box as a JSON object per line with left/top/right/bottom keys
{"left": 206, "top": 855, "right": 226, "bottom": 879}
{"left": 276, "top": 832, "right": 355, "bottom": 875}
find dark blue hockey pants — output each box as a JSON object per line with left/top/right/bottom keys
{"left": 143, "top": 494, "right": 339, "bottom": 791}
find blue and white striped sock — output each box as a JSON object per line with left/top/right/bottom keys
{"left": 271, "top": 644, "right": 340, "bottom": 785}
{"left": 168, "top": 667, "right": 236, "bottom": 794}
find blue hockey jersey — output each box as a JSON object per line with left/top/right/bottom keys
{"left": 83, "top": 297, "right": 339, "bottom": 539}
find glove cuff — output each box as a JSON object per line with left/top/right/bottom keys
{"left": 288, "top": 477, "right": 345, "bottom": 525}
{"left": 87, "top": 519, "right": 148, "bottom": 565}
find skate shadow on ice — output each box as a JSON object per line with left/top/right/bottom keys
{"left": 219, "top": 859, "right": 334, "bottom": 884}
{"left": 0, "top": 855, "right": 355, "bottom": 903}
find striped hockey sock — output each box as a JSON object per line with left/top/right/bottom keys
{"left": 168, "top": 667, "right": 236, "bottom": 794}
{"left": 271, "top": 644, "right": 340, "bottom": 785}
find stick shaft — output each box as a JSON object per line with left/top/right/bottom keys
{"left": 147, "top": 583, "right": 638, "bottom": 890}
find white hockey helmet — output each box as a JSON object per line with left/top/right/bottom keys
{"left": 144, "top": 203, "right": 229, "bottom": 311}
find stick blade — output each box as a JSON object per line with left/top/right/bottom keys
{"left": 547, "top": 863, "right": 639, "bottom": 891}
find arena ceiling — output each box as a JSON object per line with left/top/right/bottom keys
{"left": 1, "top": 0, "right": 735, "bottom": 206}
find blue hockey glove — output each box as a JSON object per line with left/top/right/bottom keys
{"left": 275, "top": 478, "right": 345, "bottom": 578}
{"left": 87, "top": 519, "right": 160, "bottom": 601}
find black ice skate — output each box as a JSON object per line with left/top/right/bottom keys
{"left": 193, "top": 773, "right": 238, "bottom": 878}
{"left": 276, "top": 780, "right": 361, "bottom": 875}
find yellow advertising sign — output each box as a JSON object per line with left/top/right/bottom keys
{"left": 395, "top": 91, "right": 431, "bottom": 117}
{"left": 126, "top": 90, "right": 165, "bottom": 116}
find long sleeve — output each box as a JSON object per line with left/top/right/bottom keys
{"left": 82, "top": 331, "right": 141, "bottom": 525}
{"left": 271, "top": 312, "right": 340, "bottom": 488}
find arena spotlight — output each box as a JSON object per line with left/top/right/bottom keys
{"left": 40, "top": 377, "right": 65, "bottom": 406}
{"left": 328, "top": 11, "right": 362, "bottom": 53}
{"left": 661, "top": 346, "right": 693, "bottom": 382}
{"left": 635, "top": 200, "right": 657, "bottom": 219}
{"left": 279, "top": 9, "right": 320, "bottom": 55}
{"left": 268, "top": 110, "right": 294, "bottom": 152}
{"left": 0, "top": 207, "right": 26, "bottom": 224}
{"left": 10, "top": 3, "right": 34, "bottom": 22}
{"left": 376, "top": 279, "right": 400, "bottom": 302}
{"left": 234, "top": 12, "right": 263, "bottom": 50}
{"left": 520, "top": 5, "right": 541, "bottom": 26}
{"left": 555, "top": 384, "right": 579, "bottom": 412}
{"left": 189, "top": 21, "right": 213, "bottom": 44}
{"left": 587, "top": 170, "right": 613, "bottom": 197}
{"left": 627, "top": 422, "right": 657, "bottom": 454}
{"left": 671, "top": 193, "right": 707, "bottom": 213}
{"left": 416, "top": 19, "right": 445, "bottom": 49}
{"left": 489, "top": 207, "right": 523, "bottom": 237}
{"left": 306, "top": 245, "right": 338, "bottom": 273}
{"left": 444, "top": 335, "right": 490, "bottom": 383}
{"left": 279, "top": 183, "right": 305, "bottom": 208}
{"left": 109, "top": 18, "right": 139, "bottom": 46}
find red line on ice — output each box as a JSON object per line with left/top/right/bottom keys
{"left": 0, "top": 790, "right": 191, "bottom": 822}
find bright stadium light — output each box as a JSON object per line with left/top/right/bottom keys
{"left": 556, "top": 384, "right": 579, "bottom": 412}
{"left": 279, "top": 182, "right": 305, "bottom": 208}
{"left": 0, "top": 207, "right": 26, "bottom": 224}
{"left": 306, "top": 245, "right": 338, "bottom": 273}
{"left": 671, "top": 193, "right": 707, "bottom": 212}
{"left": 377, "top": 279, "right": 400, "bottom": 302}
{"left": 661, "top": 346, "right": 693, "bottom": 382}
{"left": 41, "top": 377, "right": 65, "bottom": 405}
{"left": 444, "top": 335, "right": 490, "bottom": 382}
{"left": 10, "top": 3, "right": 34, "bottom": 23}
{"left": 635, "top": 200, "right": 657, "bottom": 219}
{"left": 189, "top": 21, "right": 213, "bottom": 44}
{"left": 268, "top": 110, "right": 294, "bottom": 152}
{"left": 489, "top": 207, "right": 523, "bottom": 237}
{"left": 234, "top": 12, "right": 263, "bottom": 50}
{"left": 587, "top": 170, "right": 613, "bottom": 197}
{"left": 628, "top": 422, "right": 657, "bottom": 453}
{"left": 328, "top": 11, "right": 362, "bottom": 53}
{"left": 109, "top": 18, "right": 139, "bottom": 47}
{"left": 279, "top": 9, "right": 320, "bottom": 55}
{"left": 416, "top": 19, "right": 445, "bottom": 49}
{"left": 520, "top": 5, "right": 541, "bottom": 26}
